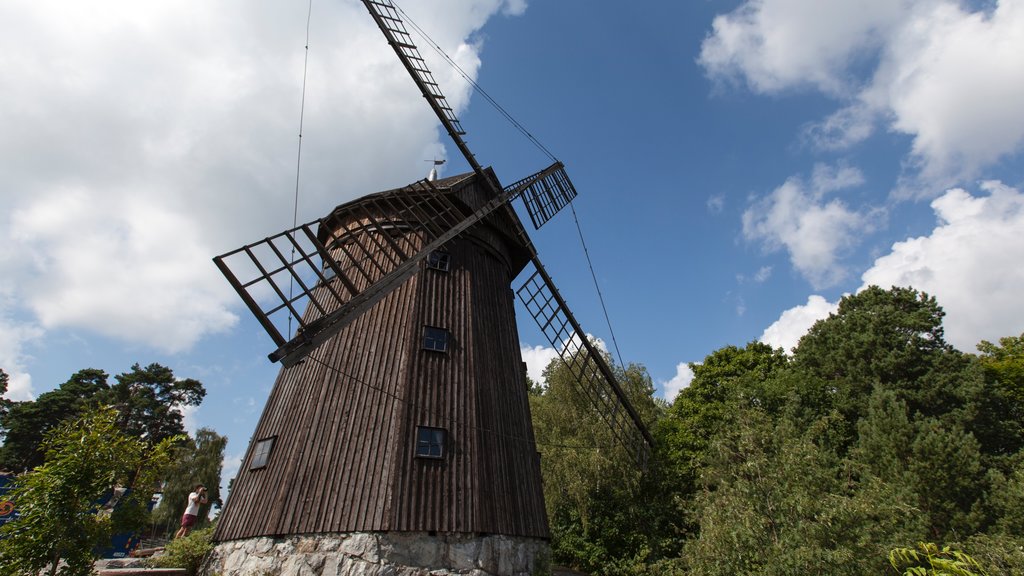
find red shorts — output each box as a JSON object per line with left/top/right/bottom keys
{"left": 180, "top": 513, "right": 197, "bottom": 528}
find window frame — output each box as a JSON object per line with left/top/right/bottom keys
{"left": 426, "top": 250, "right": 451, "bottom": 272}
{"left": 415, "top": 426, "right": 447, "bottom": 460}
{"left": 422, "top": 325, "right": 450, "bottom": 353}
{"left": 249, "top": 436, "right": 276, "bottom": 470}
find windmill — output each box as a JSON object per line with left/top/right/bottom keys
{"left": 207, "top": 1, "right": 653, "bottom": 574}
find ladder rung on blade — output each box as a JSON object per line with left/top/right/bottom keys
{"left": 516, "top": 264, "right": 653, "bottom": 468}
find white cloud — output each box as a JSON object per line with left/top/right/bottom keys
{"left": 699, "top": 0, "right": 911, "bottom": 95}
{"left": 10, "top": 189, "right": 238, "bottom": 353}
{"left": 868, "top": 0, "right": 1024, "bottom": 181}
{"left": 0, "top": 315, "right": 44, "bottom": 401}
{"left": 521, "top": 344, "right": 560, "bottom": 386}
{"left": 660, "top": 362, "right": 694, "bottom": 402}
{"left": 707, "top": 194, "right": 725, "bottom": 213}
{"left": 743, "top": 164, "right": 876, "bottom": 288}
{"left": 702, "top": 0, "right": 1024, "bottom": 183}
{"left": 520, "top": 334, "right": 608, "bottom": 387}
{"left": 762, "top": 181, "right": 1024, "bottom": 353}
{"left": 760, "top": 294, "right": 839, "bottom": 353}
{"left": 860, "top": 181, "right": 1024, "bottom": 350}
{"left": 0, "top": 0, "right": 518, "bottom": 378}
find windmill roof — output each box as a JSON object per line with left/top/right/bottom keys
{"left": 317, "top": 167, "right": 532, "bottom": 273}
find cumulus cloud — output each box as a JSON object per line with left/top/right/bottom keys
{"left": 702, "top": 0, "right": 1024, "bottom": 183}
{"left": 0, "top": 312, "right": 44, "bottom": 401}
{"left": 521, "top": 344, "right": 560, "bottom": 386}
{"left": 861, "top": 181, "right": 1024, "bottom": 350}
{"left": 660, "top": 362, "right": 695, "bottom": 402}
{"left": 762, "top": 181, "right": 1024, "bottom": 353}
{"left": 520, "top": 334, "right": 608, "bottom": 387}
{"left": 0, "top": 0, "right": 519, "bottom": 376}
{"left": 743, "top": 164, "right": 878, "bottom": 288}
{"left": 760, "top": 294, "right": 839, "bottom": 353}
{"left": 699, "top": 0, "right": 911, "bottom": 95}
{"left": 867, "top": 1, "right": 1024, "bottom": 181}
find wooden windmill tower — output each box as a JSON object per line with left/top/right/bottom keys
{"left": 207, "top": 1, "right": 653, "bottom": 574}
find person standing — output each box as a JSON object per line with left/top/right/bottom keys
{"left": 174, "top": 484, "right": 208, "bottom": 539}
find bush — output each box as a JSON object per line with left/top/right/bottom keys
{"left": 148, "top": 527, "right": 214, "bottom": 576}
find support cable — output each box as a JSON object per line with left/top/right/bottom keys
{"left": 569, "top": 203, "right": 626, "bottom": 370}
{"left": 288, "top": 0, "right": 315, "bottom": 340}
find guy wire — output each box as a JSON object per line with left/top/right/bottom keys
{"left": 288, "top": 0, "right": 315, "bottom": 340}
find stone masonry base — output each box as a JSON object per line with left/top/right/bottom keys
{"left": 203, "top": 532, "right": 551, "bottom": 576}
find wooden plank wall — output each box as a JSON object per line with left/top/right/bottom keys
{"left": 214, "top": 175, "right": 548, "bottom": 542}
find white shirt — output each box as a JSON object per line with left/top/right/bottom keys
{"left": 185, "top": 491, "right": 203, "bottom": 516}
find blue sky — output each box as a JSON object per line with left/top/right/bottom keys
{"left": 2, "top": 0, "right": 1023, "bottom": 486}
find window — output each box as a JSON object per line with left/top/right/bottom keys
{"left": 426, "top": 250, "right": 451, "bottom": 272}
{"left": 422, "top": 326, "right": 449, "bottom": 352}
{"left": 415, "top": 426, "right": 447, "bottom": 459}
{"left": 250, "top": 437, "right": 276, "bottom": 470}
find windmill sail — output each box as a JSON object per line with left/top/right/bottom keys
{"left": 363, "top": 0, "right": 483, "bottom": 176}
{"left": 517, "top": 264, "right": 654, "bottom": 467}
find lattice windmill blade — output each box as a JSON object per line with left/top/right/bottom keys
{"left": 504, "top": 162, "right": 578, "bottom": 230}
{"left": 517, "top": 262, "right": 655, "bottom": 468}
{"left": 364, "top": 0, "right": 580, "bottom": 231}
{"left": 363, "top": 0, "right": 485, "bottom": 177}
{"left": 215, "top": 176, "right": 526, "bottom": 367}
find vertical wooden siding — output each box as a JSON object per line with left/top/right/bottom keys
{"left": 214, "top": 175, "right": 548, "bottom": 542}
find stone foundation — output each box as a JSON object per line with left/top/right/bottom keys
{"left": 203, "top": 532, "right": 550, "bottom": 576}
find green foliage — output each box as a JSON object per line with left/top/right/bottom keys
{"left": 0, "top": 369, "right": 110, "bottom": 472}
{"left": 0, "top": 368, "right": 11, "bottom": 425}
{"left": 529, "top": 286, "right": 1024, "bottom": 575}
{"left": 889, "top": 542, "right": 988, "bottom": 576}
{"left": 956, "top": 533, "right": 1024, "bottom": 576}
{"left": 152, "top": 428, "right": 227, "bottom": 537}
{"left": 107, "top": 363, "right": 206, "bottom": 443}
{"left": 0, "top": 364, "right": 206, "bottom": 473}
{"left": 974, "top": 333, "right": 1024, "bottom": 459}
{"left": 660, "top": 342, "right": 788, "bottom": 512}
{"left": 530, "top": 352, "right": 666, "bottom": 575}
{"left": 0, "top": 407, "right": 179, "bottom": 576}
{"left": 684, "top": 408, "right": 919, "bottom": 576}
{"left": 147, "top": 526, "right": 214, "bottom": 576}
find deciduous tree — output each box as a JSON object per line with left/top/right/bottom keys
{"left": 0, "top": 407, "right": 178, "bottom": 576}
{"left": 152, "top": 428, "right": 227, "bottom": 537}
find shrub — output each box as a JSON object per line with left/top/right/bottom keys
{"left": 148, "top": 527, "right": 214, "bottom": 576}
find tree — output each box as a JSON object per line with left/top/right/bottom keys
{"left": 0, "top": 407, "right": 179, "bottom": 576}
{"left": 152, "top": 428, "right": 227, "bottom": 537}
{"left": 0, "top": 364, "right": 206, "bottom": 472}
{"left": 0, "top": 369, "right": 110, "bottom": 472}
{"left": 530, "top": 351, "right": 664, "bottom": 574}
{"left": 791, "top": 286, "right": 955, "bottom": 427}
{"left": 973, "top": 333, "right": 1024, "bottom": 459}
{"left": 106, "top": 363, "right": 205, "bottom": 443}
{"left": 660, "top": 342, "right": 788, "bottom": 504}
{"left": 851, "top": 386, "right": 985, "bottom": 539}
{"left": 976, "top": 333, "right": 1024, "bottom": 405}
{"left": 684, "top": 408, "right": 919, "bottom": 576}
{"left": 0, "top": 369, "right": 11, "bottom": 424}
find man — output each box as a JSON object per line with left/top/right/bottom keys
{"left": 174, "top": 483, "right": 208, "bottom": 538}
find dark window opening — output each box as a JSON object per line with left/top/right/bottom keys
{"left": 426, "top": 251, "right": 451, "bottom": 272}
{"left": 250, "top": 437, "right": 276, "bottom": 470}
{"left": 416, "top": 426, "right": 447, "bottom": 459}
{"left": 422, "top": 326, "right": 449, "bottom": 353}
